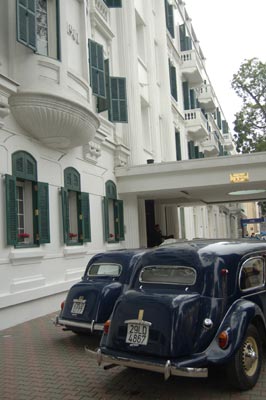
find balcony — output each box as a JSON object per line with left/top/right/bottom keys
{"left": 197, "top": 84, "right": 216, "bottom": 112}
{"left": 9, "top": 92, "right": 100, "bottom": 149}
{"left": 181, "top": 50, "right": 204, "bottom": 85}
{"left": 184, "top": 108, "right": 209, "bottom": 141}
{"left": 223, "top": 133, "right": 235, "bottom": 151}
{"left": 201, "top": 131, "right": 220, "bottom": 157}
{"left": 90, "top": 0, "right": 114, "bottom": 41}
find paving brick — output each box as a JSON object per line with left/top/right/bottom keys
{"left": 1, "top": 312, "right": 266, "bottom": 399}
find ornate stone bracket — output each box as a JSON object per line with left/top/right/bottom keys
{"left": 0, "top": 74, "right": 19, "bottom": 129}
{"left": 83, "top": 129, "right": 107, "bottom": 163}
{"left": 114, "top": 144, "right": 130, "bottom": 167}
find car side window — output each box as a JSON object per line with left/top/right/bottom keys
{"left": 240, "top": 257, "right": 265, "bottom": 291}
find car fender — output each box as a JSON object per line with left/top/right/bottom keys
{"left": 205, "top": 298, "right": 266, "bottom": 365}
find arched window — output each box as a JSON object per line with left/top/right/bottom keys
{"left": 5, "top": 151, "right": 50, "bottom": 246}
{"left": 103, "top": 180, "right": 124, "bottom": 242}
{"left": 61, "top": 167, "right": 91, "bottom": 245}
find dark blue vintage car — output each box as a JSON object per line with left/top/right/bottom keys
{"left": 86, "top": 240, "right": 266, "bottom": 390}
{"left": 55, "top": 249, "right": 145, "bottom": 334}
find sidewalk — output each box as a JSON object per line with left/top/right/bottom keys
{"left": 1, "top": 312, "right": 266, "bottom": 400}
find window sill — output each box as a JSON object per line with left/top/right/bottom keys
{"left": 63, "top": 246, "right": 88, "bottom": 257}
{"left": 9, "top": 248, "right": 45, "bottom": 265}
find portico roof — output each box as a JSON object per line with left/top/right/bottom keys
{"left": 115, "top": 152, "right": 266, "bottom": 205}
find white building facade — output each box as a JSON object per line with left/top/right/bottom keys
{"left": 0, "top": 0, "right": 238, "bottom": 329}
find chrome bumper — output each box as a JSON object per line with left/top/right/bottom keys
{"left": 85, "top": 347, "right": 208, "bottom": 380}
{"left": 54, "top": 315, "right": 104, "bottom": 333}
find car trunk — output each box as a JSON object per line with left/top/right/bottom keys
{"left": 61, "top": 279, "right": 122, "bottom": 324}
{"left": 106, "top": 290, "right": 202, "bottom": 358}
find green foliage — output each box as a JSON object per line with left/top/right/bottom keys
{"left": 232, "top": 58, "right": 266, "bottom": 153}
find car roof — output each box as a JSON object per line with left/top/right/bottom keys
{"left": 139, "top": 239, "right": 266, "bottom": 271}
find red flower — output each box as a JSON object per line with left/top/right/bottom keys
{"left": 69, "top": 233, "right": 78, "bottom": 238}
{"left": 109, "top": 233, "right": 114, "bottom": 238}
{"left": 18, "top": 233, "right": 30, "bottom": 239}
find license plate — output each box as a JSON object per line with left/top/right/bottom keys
{"left": 71, "top": 299, "right": 86, "bottom": 315}
{"left": 126, "top": 323, "right": 150, "bottom": 346}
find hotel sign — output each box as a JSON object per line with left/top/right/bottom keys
{"left": 230, "top": 172, "right": 249, "bottom": 183}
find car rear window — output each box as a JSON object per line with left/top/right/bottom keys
{"left": 239, "top": 257, "right": 265, "bottom": 291}
{"left": 139, "top": 265, "right": 196, "bottom": 285}
{"left": 87, "top": 263, "right": 122, "bottom": 277}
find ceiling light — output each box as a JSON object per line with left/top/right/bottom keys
{"left": 228, "top": 189, "right": 266, "bottom": 196}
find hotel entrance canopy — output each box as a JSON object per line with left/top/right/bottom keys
{"left": 115, "top": 152, "right": 266, "bottom": 205}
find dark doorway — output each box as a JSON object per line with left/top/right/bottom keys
{"left": 145, "top": 200, "right": 155, "bottom": 247}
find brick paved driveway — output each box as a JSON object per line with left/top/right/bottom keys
{"left": 1, "top": 312, "right": 266, "bottom": 400}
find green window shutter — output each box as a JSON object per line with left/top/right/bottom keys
{"left": 64, "top": 167, "right": 80, "bottom": 191}
{"left": 5, "top": 175, "right": 18, "bottom": 245}
{"left": 179, "top": 24, "right": 186, "bottom": 51}
{"left": 12, "top": 151, "right": 37, "bottom": 181}
{"left": 61, "top": 187, "right": 70, "bottom": 244}
{"left": 190, "top": 89, "right": 196, "bottom": 109}
{"left": 218, "top": 142, "right": 224, "bottom": 156}
{"left": 185, "top": 36, "right": 192, "bottom": 51}
{"left": 169, "top": 61, "right": 177, "bottom": 101}
{"left": 165, "top": 0, "right": 175, "bottom": 38}
{"left": 222, "top": 120, "right": 229, "bottom": 134}
{"left": 16, "top": 0, "right": 36, "bottom": 50}
{"left": 109, "top": 77, "right": 128, "bottom": 122}
{"left": 188, "top": 140, "right": 195, "bottom": 159}
{"left": 103, "top": 0, "right": 122, "bottom": 7}
{"left": 194, "top": 146, "right": 199, "bottom": 159}
{"left": 115, "top": 199, "right": 125, "bottom": 241}
{"left": 88, "top": 39, "right": 106, "bottom": 98}
{"left": 103, "top": 197, "right": 109, "bottom": 242}
{"left": 97, "top": 60, "right": 110, "bottom": 113}
{"left": 105, "top": 180, "right": 117, "bottom": 199}
{"left": 175, "top": 130, "right": 181, "bottom": 161}
{"left": 37, "top": 182, "right": 50, "bottom": 244}
{"left": 182, "top": 81, "right": 190, "bottom": 110}
{"left": 80, "top": 192, "right": 91, "bottom": 243}
{"left": 216, "top": 107, "right": 222, "bottom": 129}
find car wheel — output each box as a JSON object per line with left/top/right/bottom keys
{"left": 226, "top": 324, "right": 262, "bottom": 390}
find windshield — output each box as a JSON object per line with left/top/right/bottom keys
{"left": 87, "top": 263, "right": 122, "bottom": 277}
{"left": 140, "top": 265, "right": 196, "bottom": 285}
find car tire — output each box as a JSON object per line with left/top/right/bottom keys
{"left": 226, "top": 324, "right": 262, "bottom": 390}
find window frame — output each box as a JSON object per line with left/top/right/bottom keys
{"left": 16, "top": 0, "right": 60, "bottom": 59}
{"left": 87, "top": 263, "right": 122, "bottom": 277}
{"left": 6, "top": 151, "right": 50, "bottom": 247}
{"left": 103, "top": 0, "right": 122, "bottom": 7}
{"left": 62, "top": 167, "right": 91, "bottom": 246}
{"left": 164, "top": 0, "right": 175, "bottom": 38}
{"left": 103, "top": 180, "right": 124, "bottom": 243}
{"left": 239, "top": 256, "right": 265, "bottom": 292}
{"left": 139, "top": 265, "right": 197, "bottom": 286}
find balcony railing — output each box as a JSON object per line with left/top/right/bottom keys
{"left": 184, "top": 108, "right": 209, "bottom": 141}
{"left": 181, "top": 50, "right": 204, "bottom": 85}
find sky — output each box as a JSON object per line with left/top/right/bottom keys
{"left": 183, "top": 0, "right": 266, "bottom": 132}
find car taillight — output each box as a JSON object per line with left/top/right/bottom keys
{"left": 60, "top": 301, "right": 65, "bottom": 311}
{"left": 104, "top": 319, "right": 111, "bottom": 334}
{"left": 218, "top": 330, "right": 229, "bottom": 349}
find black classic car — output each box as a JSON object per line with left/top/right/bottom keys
{"left": 55, "top": 249, "right": 145, "bottom": 334}
{"left": 86, "top": 240, "right": 266, "bottom": 390}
